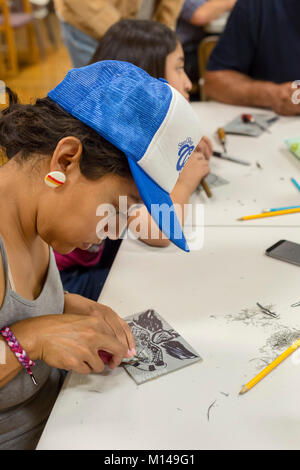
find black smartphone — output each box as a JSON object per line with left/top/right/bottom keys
{"left": 265, "top": 240, "right": 300, "bottom": 267}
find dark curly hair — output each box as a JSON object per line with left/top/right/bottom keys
{"left": 0, "top": 88, "right": 132, "bottom": 180}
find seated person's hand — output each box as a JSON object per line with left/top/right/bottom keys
{"left": 177, "top": 150, "right": 210, "bottom": 195}
{"left": 271, "top": 82, "right": 300, "bottom": 116}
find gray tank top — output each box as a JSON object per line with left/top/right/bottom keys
{"left": 0, "top": 236, "right": 65, "bottom": 450}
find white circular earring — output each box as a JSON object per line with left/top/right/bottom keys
{"left": 44, "top": 171, "right": 66, "bottom": 188}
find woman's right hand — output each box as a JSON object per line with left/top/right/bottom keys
{"left": 11, "top": 314, "right": 134, "bottom": 374}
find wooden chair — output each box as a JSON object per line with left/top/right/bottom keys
{"left": 0, "top": 0, "right": 39, "bottom": 77}
{"left": 198, "top": 35, "right": 219, "bottom": 101}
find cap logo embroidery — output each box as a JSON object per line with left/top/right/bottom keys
{"left": 176, "top": 137, "right": 195, "bottom": 171}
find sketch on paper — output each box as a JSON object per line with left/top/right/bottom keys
{"left": 123, "top": 310, "right": 202, "bottom": 384}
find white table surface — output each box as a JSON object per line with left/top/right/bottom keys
{"left": 192, "top": 102, "right": 300, "bottom": 227}
{"left": 37, "top": 103, "right": 300, "bottom": 450}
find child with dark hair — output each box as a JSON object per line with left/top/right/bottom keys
{"left": 55, "top": 20, "right": 213, "bottom": 301}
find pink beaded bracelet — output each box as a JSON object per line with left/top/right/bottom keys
{"left": 0, "top": 327, "right": 38, "bottom": 386}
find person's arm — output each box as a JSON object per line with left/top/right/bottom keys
{"left": 153, "top": 0, "right": 185, "bottom": 30}
{"left": 203, "top": 0, "right": 300, "bottom": 116}
{"left": 204, "top": 69, "right": 277, "bottom": 107}
{"left": 55, "top": 0, "right": 121, "bottom": 39}
{"left": 0, "top": 313, "right": 134, "bottom": 388}
{"left": 63, "top": 292, "right": 101, "bottom": 315}
{"left": 190, "top": 0, "right": 236, "bottom": 26}
{"left": 127, "top": 137, "right": 212, "bottom": 248}
{"left": 204, "top": 71, "right": 300, "bottom": 116}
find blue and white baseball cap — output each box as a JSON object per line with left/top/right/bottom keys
{"left": 48, "top": 61, "right": 203, "bottom": 252}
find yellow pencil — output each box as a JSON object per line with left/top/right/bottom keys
{"left": 240, "top": 338, "right": 300, "bottom": 395}
{"left": 238, "top": 208, "right": 300, "bottom": 221}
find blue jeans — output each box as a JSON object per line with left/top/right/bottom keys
{"left": 59, "top": 20, "right": 99, "bottom": 68}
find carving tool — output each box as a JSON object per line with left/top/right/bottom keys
{"left": 201, "top": 177, "right": 212, "bottom": 198}
{"left": 217, "top": 127, "right": 227, "bottom": 153}
{"left": 241, "top": 113, "right": 271, "bottom": 133}
{"left": 240, "top": 337, "right": 300, "bottom": 395}
{"left": 213, "top": 151, "right": 250, "bottom": 166}
{"left": 256, "top": 302, "right": 278, "bottom": 318}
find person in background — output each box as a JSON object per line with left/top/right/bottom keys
{"left": 54, "top": 0, "right": 184, "bottom": 68}
{"left": 55, "top": 19, "right": 213, "bottom": 302}
{"left": 204, "top": 0, "right": 300, "bottom": 116}
{"left": 176, "top": 0, "right": 236, "bottom": 87}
